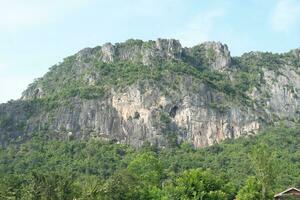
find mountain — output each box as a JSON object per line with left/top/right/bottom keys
{"left": 1, "top": 38, "right": 300, "bottom": 148}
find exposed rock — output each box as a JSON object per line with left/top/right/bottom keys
{"left": 2, "top": 80, "right": 261, "bottom": 148}
{"left": 261, "top": 66, "right": 300, "bottom": 119}
{"left": 101, "top": 43, "right": 115, "bottom": 62}
{"left": 98, "top": 39, "right": 183, "bottom": 65}
{"left": 76, "top": 48, "right": 93, "bottom": 62}
{"left": 155, "top": 38, "right": 183, "bottom": 59}
{"left": 200, "top": 41, "right": 231, "bottom": 71}
{"left": 290, "top": 48, "right": 300, "bottom": 58}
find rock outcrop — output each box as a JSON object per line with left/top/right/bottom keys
{"left": 203, "top": 42, "right": 231, "bottom": 71}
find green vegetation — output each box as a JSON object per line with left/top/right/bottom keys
{"left": 0, "top": 116, "right": 11, "bottom": 128}
{"left": 249, "top": 143, "right": 278, "bottom": 200}
{"left": 0, "top": 124, "right": 299, "bottom": 199}
{"left": 19, "top": 41, "right": 300, "bottom": 125}
{"left": 236, "top": 176, "right": 262, "bottom": 200}
{"left": 160, "top": 111, "right": 172, "bottom": 124}
{"left": 164, "top": 168, "right": 234, "bottom": 200}
{"left": 3, "top": 41, "right": 300, "bottom": 199}
{"left": 24, "top": 45, "right": 282, "bottom": 111}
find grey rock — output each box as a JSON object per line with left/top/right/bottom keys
{"left": 101, "top": 43, "right": 115, "bottom": 62}
{"left": 200, "top": 41, "right": 231, "bottom": 71}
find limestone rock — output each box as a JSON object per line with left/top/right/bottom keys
{"left": 101, "top": 43, "right": 115, "bottom": 62}
{"left": 200, "top": 41, "right": 231, "bottom": 71}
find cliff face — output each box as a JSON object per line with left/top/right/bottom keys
{"left": 1, "top": 39, "right": 299, "bottom": 148}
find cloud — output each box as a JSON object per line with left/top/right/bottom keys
{"left": 0, "top": 0, "right": 89, "bottom": 31}
{"left": 173, "top": 9, "right": 225, "bottom": 47}
{"left": 271, "top": 0, "right": 300, "bottom": 32}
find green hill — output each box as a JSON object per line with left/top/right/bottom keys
{"left": 0, "top": 124, "right": 299, "bottom": 199}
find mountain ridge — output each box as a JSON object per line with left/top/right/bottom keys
{"left": 1, "top": 38, "right": 300, "bottom": 148}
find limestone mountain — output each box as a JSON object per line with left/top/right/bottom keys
{"left": 1, "top": 39, "right": 300, "bottom": 148}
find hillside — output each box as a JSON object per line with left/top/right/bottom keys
{"left": 0, "top": 124, "right": 299, "bottom": 199}
{"left": 1, "top": 38, "right": 300, "bottom": 148}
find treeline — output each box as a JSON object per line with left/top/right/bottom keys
{"left": 0, "top": 124, "right": 299, "bottom": 199}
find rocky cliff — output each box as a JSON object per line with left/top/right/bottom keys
{"left": 0, "top": 39, "right": 299, "bottom": 148}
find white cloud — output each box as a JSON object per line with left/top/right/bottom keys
{"left": 173, "top": 9, "right": 225, "bottom": 47}
{"left": 271, "top": 0, "right": 300, "bottom": 32}
{"left": 0, "top": 0, "right": 89, "bottom": 31}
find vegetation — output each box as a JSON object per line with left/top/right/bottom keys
{"left": 2, "top": 41, "right": 300, "bottom": 199}
{"left": 0, "top": 124, "right": 299, "bottom": 199}
{"left": 23, "top": 43, "right": 289, "bottom": 111}
{"left": 27, "top": 58, "right": 258, "bottom": 114}
{"left": 249, "top": 143, "right": 279, "bottom": 200}
{"left": 236, "top": 176, "right": 262, "bottom": 200}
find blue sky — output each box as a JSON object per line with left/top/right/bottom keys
{"left": 1, "top": 0, "right": 300, "bottom": 103}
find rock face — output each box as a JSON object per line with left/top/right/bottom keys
{"left": 97, "top": 39, "right": 183, "bottom": 65}
{"left": 1, "top": 39, "right": 300, "bottom": 148}
{"left": 199, "top": 41, "right": 231, "bottom": 71}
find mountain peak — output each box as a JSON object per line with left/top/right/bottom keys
{"left": 73, "top": 38, "right": 232, "bottom": 71}
{"left": 197, "top": 41, "right": 231, "bottom": 71}
{"left": 96, "top": 38, "right": 184, "bottom": 65}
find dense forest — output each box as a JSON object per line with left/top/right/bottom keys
{"left": 0, "top": 124, "right": 299, "bottom": 199}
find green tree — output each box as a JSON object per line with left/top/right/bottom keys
{"left": 101, "top": 170, "right": 144, "bottom": 200}
{"left": 75, "top": 175, "right": 103, "bottom": 200}
{"left": 0, "top": 174, "right": 24, "bottom": 200}
{"left": 249, "top": 143, "right": 279, "bottom": 200}
{"left": 236, "top": 176, "right": 262, "bottom": 200}
{"left": 128, "top": 152, "right": 163, "bottom": 186}
{"left": 21, "top": 171, "right": 76, "bottom": 200}
{"left": 165, "top": 168, "right": 229, "bottom": 200}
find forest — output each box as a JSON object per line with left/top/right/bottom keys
{"left": 0, "top": 124, "right": 299, "bottom": 200}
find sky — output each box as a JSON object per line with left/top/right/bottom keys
{"left": 0, "top": 0, "right": 300, "bottom": 103}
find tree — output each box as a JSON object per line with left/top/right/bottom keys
{"left": 165, "top": 168, "right": 229, "bottom": 200}
{"left": 249, "top": 143, "right": 279, "bottom": 200}
{"left": 75, "top": 175, "right": 103, "bottom": 200}
{"left": 236, "top": 176, "right": 262, "bottom": 200}
{"left": 128, "top": 152, "right": 163, "bottom": 186}
{"left": 101, "top": 170, "right": 144, "bottom": 200}
{"left": 21, "top": 171, "right": 77, "bottom": 200}
{"left": 0, "top": 174, "right": 24, "bottom": 200}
